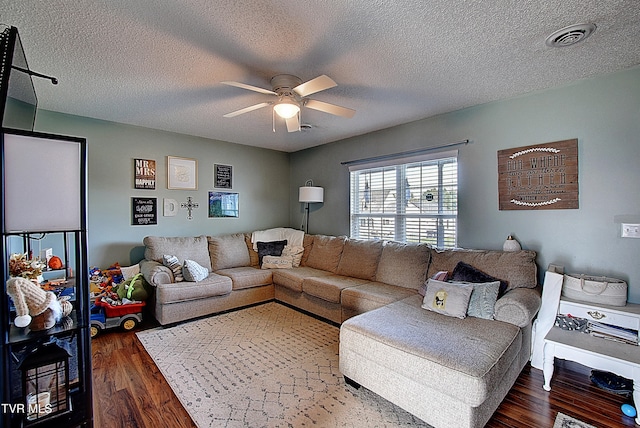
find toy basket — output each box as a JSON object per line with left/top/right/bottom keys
{"left": 94, "top": 297, "right": 145, "bottom": 317}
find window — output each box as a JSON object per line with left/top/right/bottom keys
{"left": 349, "top": 151, "right": 457, "bottom": 248}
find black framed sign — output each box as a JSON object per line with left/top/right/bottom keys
{"left": 214, "top": 164, "right": 233, "bottom": 189}
{"left": 132, "top": 197, "right": 157, "bottom": 225}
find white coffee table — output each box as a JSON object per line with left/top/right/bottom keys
{"left": 543, "top": 326, "right": 640, "bottom": 425}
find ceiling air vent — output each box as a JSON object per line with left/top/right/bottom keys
{"left": 546, "top": 23, "right": 596, "bottom": 47}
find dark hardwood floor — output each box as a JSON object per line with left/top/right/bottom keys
{"left": 91, "top": 310, "right": 636, "bottom": 428}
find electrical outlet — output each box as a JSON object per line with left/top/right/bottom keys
{"left": 621, "top": 223, "right": 640, "bottom": 238}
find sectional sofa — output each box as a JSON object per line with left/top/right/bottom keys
{"left": 139, "top": 230, "right": 541, "bottom": 428}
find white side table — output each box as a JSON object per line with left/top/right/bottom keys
{"left": 543, "top": 298, "right": 640, "bottom": 425}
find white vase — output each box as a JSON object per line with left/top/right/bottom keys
{"left": 503, "top": 235, "right": 521, "bottom": 252}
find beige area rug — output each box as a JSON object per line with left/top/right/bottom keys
{"left": 553, "top": 412, "right": 597, "bottom": 428}
{"left": 136, "top": 302, "right": 429, "bottom": 427}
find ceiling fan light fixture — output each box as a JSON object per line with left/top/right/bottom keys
{"left": 274, "top": 101, "right": 300, "bottom": 119}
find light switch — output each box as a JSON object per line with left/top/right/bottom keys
{"left": 621, "top": 223, "right": 640, "bottom": 238}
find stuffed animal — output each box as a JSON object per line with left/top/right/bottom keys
{"left": 112, "top": 273, "right": 151, "bottom": 301}
{"left": 6, "top": 277, "right": 73, "bottom": 331}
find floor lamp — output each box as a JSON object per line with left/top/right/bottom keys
{"left": 299, "top": 181, "right": 324, "bottom": 233}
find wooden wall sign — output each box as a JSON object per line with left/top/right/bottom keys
{"left": 498, "top": 139, "right": 578, "bottom": 210}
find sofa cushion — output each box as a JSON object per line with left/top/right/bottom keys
{"left": 208, "top": 233, "right": 250, "bottom": 270}
{"left": 375, "top": 242, "right": 430, "bottom": 290}
{"left": 154, "top": 273, "right": 232, "bottom": 304}
{"left": 304, "top": 235, "right": 346, "bottom": 273}
{"left": 215, "top": 266, "right": 273, "bottom": 290}
{"left": 183, "top": 259, "right": 209, "bottom": 282}
{"left": 341, "top": 282, "right": 417, "bottom": 315}
{"left": 422, "top": 279, "right": 473, "bottom": 319}
{"left": 144, "top": 235, "right": 212, "bottom": 271}
{"left": 467, "top": 280, "right": 501, "bottom": 320}
{"left": 427, "top": 248, "right": 537, "bottom": 292}
{"left": 336, "top": 239, "right": 384, "bottom": 280}
{"left": 302, "top": 275, "right": 370, "bottom": 304}
{"left": 340, "top": 294, "right": 522, "bottom": 407}
{"left": 299, "top": 234, "right": 315, "bottom": 266}
{"left": 272, "top": 266, "right": 332, "bottom": 292}
{"left": 245, "top": 233, "right": 260, "bottom": 267}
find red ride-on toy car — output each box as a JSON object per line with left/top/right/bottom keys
{"left": 90, "top": 297, "right": 145, "bottom": 338}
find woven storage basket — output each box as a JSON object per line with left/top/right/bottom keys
{"left": 562, "top": 274, "right": 627, "bottom": 306}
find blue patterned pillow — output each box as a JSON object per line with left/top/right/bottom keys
{"left": 466, "top": 281, "right": 500, "bottom": 319}
{"left": 183, "top": 259, "right": 209, "bottom": 282}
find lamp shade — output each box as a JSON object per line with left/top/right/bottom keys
{"left": 299, "top": 186, "right": 324, "bottom": 203}
{"left": 3, "top": 132, "right": 83, "bottom": 232}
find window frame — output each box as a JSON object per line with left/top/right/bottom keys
{"left": 348, "top": 150, "right": 458, "bottom": 248}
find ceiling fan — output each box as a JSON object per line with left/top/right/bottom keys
{"left": 221, "top": 74, "right": 355, "bottom": 132}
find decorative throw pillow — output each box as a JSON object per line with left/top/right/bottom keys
{"left": 422, "top": 279, "right": 473, "bottom": 319}
{"left": 451, "top": 261, "right": 509, "bottom": 297}
{"left": 419, "top": 271, "right": 449, "bottom": 296}
{"left": 257, "top": 240, "right": 287, "bottom": 266}
{"left": 120, "top": 264, "right": 140, "bottom": 281}
{"left": 261, "top": 255, "right": 294, "bottom": 269}
{"left": 182, "top": 259, "right": 209, "bottom": 282}
{"left": 162, "top": 255, "right": 184, "bottom": 282}
{"left": 281, "top": 245, "right": 304, "bottom": 267}
{"left": 466, "top": 280, "right": 501, "bottom": 319}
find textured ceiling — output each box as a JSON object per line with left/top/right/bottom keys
{"left": 1, "top": 1, "right": 639, "bottom": 152}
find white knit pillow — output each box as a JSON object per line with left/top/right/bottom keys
{"left": 183, "top": 259, "right": 209, "bottom": 282}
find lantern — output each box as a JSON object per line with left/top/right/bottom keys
{"left": 18, "top": 339, "right": 71, "bottom": 423}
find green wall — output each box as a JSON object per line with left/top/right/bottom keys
{"left": 27, "top": 66, "right": 640, "bottom": 303}
{"left": 33, "top": 111, "right": 290, "bottom": 268}
{"left": 290, "top": 66, "right": 640, "bottom": 303}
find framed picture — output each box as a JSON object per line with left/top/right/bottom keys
{"left": 131, "top": 197, "right": 157, "bottom": 225}
{"left": 214, "top": 164, "right": 233, "bottom": 189}
{"left": 134, "top": 158, "right": 156, "bottom": 189}
{"left": 167, "top": 156, "right": 198, "bottom": 190}
{"left": 208, "top": 192, "right": 239, "bottom": 218}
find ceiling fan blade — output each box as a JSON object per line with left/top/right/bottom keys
{"left": 285, "top": 115, "right": 300, "bottom": 133}
{"left": 305, "top": 99, "right": 355, "bottom": 118}
{"left": 223, "top": 102, "right": 271, "bottom": 118}
{"left": 221, "top": 81, "right": 276, "bottom": 95}
{"left": 293, "top": 75, "right": 337, "bottom": 97}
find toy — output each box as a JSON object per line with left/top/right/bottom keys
{"left": 6, "top": 277, "right": 73, "bottom": 331}
{"left": 102, "top": 263, "right": 124, "bottom": 286}
{"left": 48, "top": 255, "right": 63, "bottom": 270}
{"left": 622, "top": 404, "right": 637, "bottom": 418}
{"left": 112, "top": 273, "right": 151, "bottom": 301}
{"left": 90, "top": 297, "right": 144, "bottom": 337}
